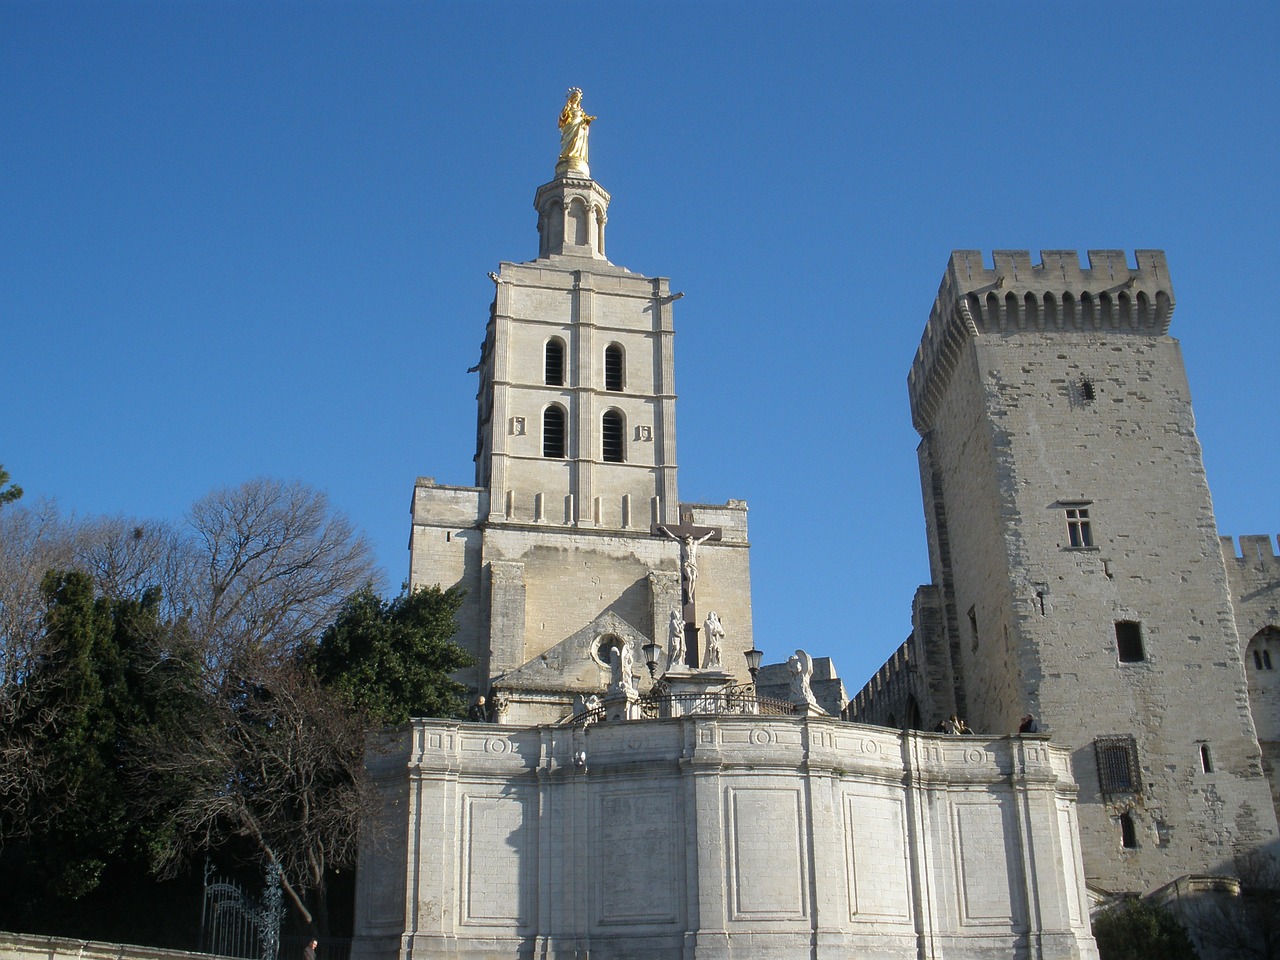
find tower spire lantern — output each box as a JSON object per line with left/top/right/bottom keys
{"left": 536, "top": 88, "right": 610, "bottom": 260}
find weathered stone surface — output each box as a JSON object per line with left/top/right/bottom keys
{"left": 852, "top": 250, "right": 1280, "bottom": 896}
{"left": 352, "top": 718, "right": 1098, "bottom": 960}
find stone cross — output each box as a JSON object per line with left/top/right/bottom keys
{"left": 653, "top": 517, "right": 721, "bottom": 669}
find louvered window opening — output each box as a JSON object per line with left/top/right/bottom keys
{"left": 602, "top": 411, "right": 624, "bottom": 463}
{"left": 605, "top": 345, "right": 623, "bottom": 391}
{"left": 543, "top": 407, "right": 566, "bottom": 459}
{"left": 545, "top": 339, "right": 565, "bottom": 386}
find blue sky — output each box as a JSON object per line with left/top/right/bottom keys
{"left": 4, "top": 1, "right": 1278, "bottom": 688}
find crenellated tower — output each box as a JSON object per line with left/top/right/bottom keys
{"left": 895, "top": 249, "right": 1278, "bottom": 895}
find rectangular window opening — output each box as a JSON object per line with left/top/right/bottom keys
{"left": 1116, "top": 620, "right": 1144, "bottom": 663}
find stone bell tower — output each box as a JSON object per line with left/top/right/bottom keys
{"left": 408, "top": 91, "right": 753, "bottom": 723}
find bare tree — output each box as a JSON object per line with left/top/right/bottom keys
{"left": 0, "top": 502, "right": 75, "bottom": 689}
{"left": 1189, "top": 851, "right": 1280, "bottom": 960}
{"left": 187, "top": 478, "right": 377, "bottom": 672}
{"left": 140, "top": 654, "right": 370, "bottom": 930}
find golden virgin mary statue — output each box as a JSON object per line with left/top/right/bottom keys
{"left": 557, "top": 87, "right": 595, "bottom": 176}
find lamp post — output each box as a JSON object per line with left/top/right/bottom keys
{"left": 744, "top": 647, "right": 763, "bottom": 681}
{"left": 643, "top": 640, "right": 661, "bottom": 678}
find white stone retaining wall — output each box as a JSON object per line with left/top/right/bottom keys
{"left": 352, "top": 716, "right": 1098, "bottom": 960}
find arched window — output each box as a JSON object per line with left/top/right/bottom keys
{"left": 1199, "top": 744, "right": 1213, "bottom": 773}
{"left": 545, "top": 338, "right": 565, "bottom": 386}
{"left": 1248, "top": 627, "right": 1278, "bottom": 670}
{"left": 602, "top": 409, "right": 624, "bottom": 463}
{"left": 543, "top": 405, "right": 566, "bottom": 459}
{"left": 604, "top": 343, "right": 624, "bottom": 391}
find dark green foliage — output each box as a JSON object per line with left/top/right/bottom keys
{"left": 0, "top": 570, "right": 202, "bottom": 909}
{"left": 0, "top": 464, "right": 21, "bottom": 506}
{"left": 312, "top": 583, "right": 471, "bottom": 724}
{"left": 1093, "top": 897, "right": 1200, "bottom": 960}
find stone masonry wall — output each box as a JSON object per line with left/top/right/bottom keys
{"left": 902, "top": 250, "right": 1280, "bottom": 895}
{"left": 352, "top": 717, "right": 1098, "bottom": 960}
{"left": 1222, "top": 534, "right": 1280, "bottom": 815}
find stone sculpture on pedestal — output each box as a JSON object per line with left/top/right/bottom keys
{"left": 666, "top": 608, "right": 685, "bottom": 670}
{"left": 703, "top": 612, "right": 724, "bottom": 669}
{"left": 557, "top": 87, "right": 595, "bottom": 176}
{"left": 788, "top": 649, "right": 824, "bottom": 715}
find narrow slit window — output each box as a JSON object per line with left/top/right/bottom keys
{"left": 602, "top": 410, "right": 624, "bottom": 463}
{"left": 542, "top": 405, "right": 566, "bottom": 459}
{"left": 1065, "top": 505, "right": 1093, "bottom": 547}
{"left": 1119, "top": 812, "right": 1137, "bottom": 849}
{"left": 604, "top": 344, "right": 624, "bottom": 391}
{"left": 1080, "top": 378, "right": 1096, "bottom": 403}
{"left": 545, "top": 338, "right": 565, "bottom": 386}
{"left": 1199, "top": 744, "right": 1213, "bottom": 773}
{"left": 1116, "top": 621, "right": 1144, "bottom": 663}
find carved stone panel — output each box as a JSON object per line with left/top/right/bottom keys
{"left": 844, "top": 792, "right": 911, "bottom": 922}
{"left": 459, "top": 790, "right": 535, "bottom": 929}
{"left": 725, "top": 786, "right": 807, "bottom": 920}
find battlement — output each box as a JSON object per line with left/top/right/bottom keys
{"left": 1220, "top": 534, "right": 1280, "bottom": 568}
{"left": 909, "top": 250, "right": 1176, "bottom": 433}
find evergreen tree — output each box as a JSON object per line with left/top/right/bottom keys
{"left": 0, "top": 570, "right": 201, "bottom": 912}
{"left": 1093, "top": 897, "right": 1199, "bottom": 960}
{"left": 312, "top": 583, "right": 471, "bottom": 724}
{"left": 0, "top": 465, "right": 21, "bottom": 507}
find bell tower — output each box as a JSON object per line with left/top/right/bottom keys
{"left": 408, "top": 91, "right": 753, "bottom": 722}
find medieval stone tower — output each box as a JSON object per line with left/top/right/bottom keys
{"left": 855, "top": 249, "right": 1280, "bottom": 896}
{"left": 408, "top": 99, "right": 754, "bottom": 723}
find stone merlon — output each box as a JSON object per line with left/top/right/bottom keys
{"left": 908, "top": 249, "right": 1175, "bottom": 434}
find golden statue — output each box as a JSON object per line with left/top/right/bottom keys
{"left": 557, "top": 87, "right": 595, "bottom": 176}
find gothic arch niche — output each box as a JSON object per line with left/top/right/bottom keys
{"left": 907, "top": 694, "right": 924, "bottom": 731}
{"left": 1246, "top": 627, "right": 1279, "bottom": 744}
{"left": 568, "top": 197, "right": 589, "bottom": 246}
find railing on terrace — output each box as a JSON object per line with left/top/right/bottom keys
{"left": 563, "top": 683, "right": 797, "bottom": 725}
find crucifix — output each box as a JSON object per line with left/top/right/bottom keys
{"left": 654, "top": 514, "right": 721, "bottom": 669}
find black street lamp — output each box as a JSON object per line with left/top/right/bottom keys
{"left": 743, "top": 647, "right": 763, "bottom": 681}
{"left": 643, "top": 639, "right": 661, "bottom": 678}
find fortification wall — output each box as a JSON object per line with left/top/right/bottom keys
{"left": 353, "top": 716, "right": 1098, "bottom": 960}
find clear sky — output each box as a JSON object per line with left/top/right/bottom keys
{"left": 4, "top": 1, "right": 1278, "bottom": 689}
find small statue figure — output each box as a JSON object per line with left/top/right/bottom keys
{"left": 558, "top": 87, "right": 596, "bottom": 175}
{"left": 667, "top": 608, "right": 685, "bottom": 668}
{"left": 609, "top": 641, "right": 636, "bottom": 695}
{"left": 787, "top": 649, "right": 821, "bottom": 710}
{"left": 702, "top": 611, "right": 724, "bottom": 669}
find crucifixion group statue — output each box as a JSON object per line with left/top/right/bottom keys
{"left": 655, "top": 517, "right": 722, "bottom": 670}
